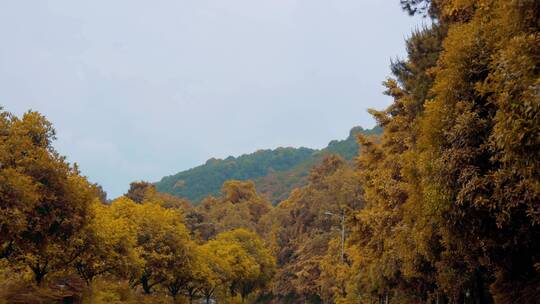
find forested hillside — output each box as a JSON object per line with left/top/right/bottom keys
{"left": 155, "top": 126, "right": 382, "bottom": 204}
{"left": 0, "top": 0, "right": 538, "bottom": 303}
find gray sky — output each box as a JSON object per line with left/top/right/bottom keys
{"left": 1, "top": 1, "right": 424, "bottom": 198}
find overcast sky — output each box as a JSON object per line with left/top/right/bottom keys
{"left": 1, "top": 1, "right": 424, "bottom": 198}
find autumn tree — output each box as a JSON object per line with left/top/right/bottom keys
{"left": 93, "top": 183, "right": 108, "bottom": 203}
{"left": 72, "top": 200, "right": 139, "bottom": 285}
{"left": 189, "top": 180, "right": 272, "bottom": 241}
{"left": 350, "top": 24, "right": 446, "bottom": 299}
{"left": 215, "top": 229, "right": 275, "bottom": 302}
{"left": 318, "top": 238, "right": 353, "bottom": 303}
{"left": 348, "top": 0, "right": 539, "bottom": 303}
{"left": 0, "top": 109, "right": 96, "bottom": 285}
{"left": 107, "top": 197, "right": 192, "bottom": 294}
{"left": 142, "top": 184, "right": 191, "bottom": 209}
{"left": 197, "top": 241, "right": 235, "bottom": 304}
{"left": 260, "top": 155, "right": 363, "bottom": 302}
{"left": 125, "top": 181, "right": 154, "bottom": 203}
{"left": 161, "top": 242, "right": 200, "bottom": 302}
{"left": 418, "top": 0, "right": 540, "bottom": 302}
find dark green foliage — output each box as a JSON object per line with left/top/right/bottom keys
{"left": 156, "top": 147, "right": 315, "bottom": 204}
{"left": 323, "top": 126, "right": 382, "bottom": 160}
{"left": 400, "top": 0, "right": 440, "bottom": 18}
{"left": 155, "top": 126, "right": 382, "bottom": 204}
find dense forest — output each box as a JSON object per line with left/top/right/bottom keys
{"left": 0, "top": 0, "right": 539, "bottom": 303}
{"left": 155, "top": 126, "right": 382, "bottom": 204}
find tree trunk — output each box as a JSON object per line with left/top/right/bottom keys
{"left": 474, "top": 269, "right": 489, "bottom": 304}
{"left": 35, "top": 271, "right": 45, "bottom": 285}
{"left": 141, "top": 276, "right": 152, "bottom": 294}
{"left": 31, "top": 261, "right": 49, "bottom": 286}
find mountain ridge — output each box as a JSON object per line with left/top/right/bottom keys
{"left": 155, "top": 125, "right": 382, "bottom": 204}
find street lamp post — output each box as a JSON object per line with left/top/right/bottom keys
{"left": 324, "top": 210, "right": 345, "bottom": 263}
